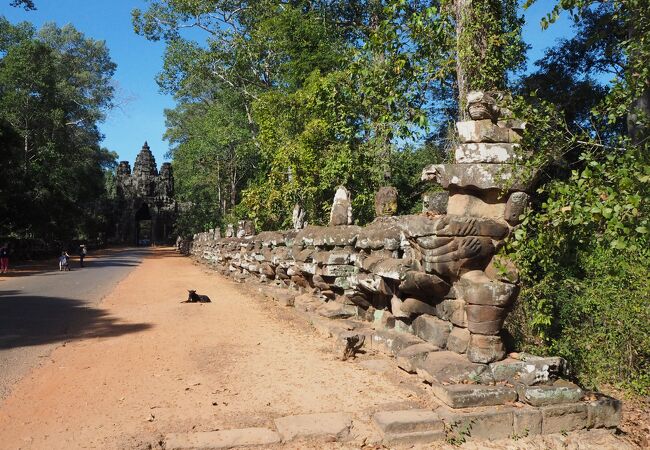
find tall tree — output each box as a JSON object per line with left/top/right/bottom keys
{"left": 0, "top": 18, "right": 117, "bottom": 241}
{"left": 447, "top": 0, "right": 526, "bottom": 116}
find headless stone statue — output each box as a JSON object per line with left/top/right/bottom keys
{"left": 329, "top": 186, "right": 352, "bottom": 226}
{"left": 292, "top": 203, "right": 306, "bottom": 230}
{"left": 237, "top": 220, "right": 255, "bottom": 237}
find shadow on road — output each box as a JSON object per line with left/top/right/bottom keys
{"left": 0, "top": 292, "right": 152, "bottom": 350}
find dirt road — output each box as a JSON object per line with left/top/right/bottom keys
{"left": 0, "top": 248, "right": 146, "bottom": 401}
{"left": 0, "top": 248, "right": 639, "bottom": 450}
{"left": 0, "top": 248, "right": 422, "bottom": 449}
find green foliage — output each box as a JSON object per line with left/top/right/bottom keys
{"left": 165, "top": 88, "right": 258, "bottom": 237}
{"left": 451, "top": 0, "right": 526, "bottom": 88}
{"left": 0, "top": 18, "right": 117, "bottom": 242}
{"left": 503, "top": 2, "right": 650, "bottom": 395}
{"left": 9, "top": 0, "right": 35, "bottom": 10}
{"left": 505, "top": 100, "right": 650, "bottom": 395}
{"left": 136, "top": 1, "right": 452, "bottom": 231}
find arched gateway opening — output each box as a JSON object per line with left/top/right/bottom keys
{"left": 135, "top": 203, "right": 152, "bottom": 246}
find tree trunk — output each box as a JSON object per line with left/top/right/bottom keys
{"left": 455, "top": 0, "right": 471, "bottom": 120}
{"left": 626, "top": 15, "right": 650, "bottom": 145}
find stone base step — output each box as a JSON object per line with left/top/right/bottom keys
{"left": 383, "top": 430, "right": 445, "bottom": 446}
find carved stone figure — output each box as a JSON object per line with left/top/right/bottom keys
{"left": 329, "top": 186, "right": 352, "bottom": 226}
{"left": 237, "top": 220, "right": 255, "bottom": 237}
{"left": 225, "top": 223, "right": 235, "bottom": 238}
{"left": 375, "top": 186, "right": 398, "bottom": 217}
{"left": 292, "top": 203, "right": 306, "bottom": 230}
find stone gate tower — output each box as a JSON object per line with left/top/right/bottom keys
{"left": 114, "top": 142, "right": 177, "bottom": 245}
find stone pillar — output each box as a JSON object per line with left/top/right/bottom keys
{"left": 421, "top": 91, "right": 532, "bottom": 363}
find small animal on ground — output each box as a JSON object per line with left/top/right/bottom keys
{"left": 183, "top": 290, "right": 211, "bottom": 303}
{"left": 342, "top": 334, "right": 365, "bottom": 361}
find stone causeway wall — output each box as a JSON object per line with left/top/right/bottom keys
{"left": 191, "top": 214, "right": 519, "bottom": 364}
{"left": 185, "top": 92, "right": 621, "bottom": 443}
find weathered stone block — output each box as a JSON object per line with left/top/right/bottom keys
{"left": 355, "top": 273, "right": 394, "bottom": 296}
{"left": 541, "top": 403, "right": 588, "bottom": 434}
{"left": 489, "top": 358, "right": 527, "bottom": 382}
{"left": 390, "top": 295, "right": 411, "bottom": 319}
{"left": 296, "top": 263, "right": 318, "bottom": 275}
{"left": 504, "top": 191, "right": 530, "bottom": 225}
{"left": 371, "top": 329, "right": 424, "bottom": 355}
{"left": 467, "top": 334, "right": 505, "bottom": 364}
{"left": 316, "top": 301, "right": 356, "bottom": 319}
{"left": 423, "top": 191, "right": 449, "bottom": 214}
{"left": 373, "top": 309, "right": 395, "bottom": 330}
{"left": 396, "top": 343, "right": 439, "bottom": 373}
{"left": 491, "top": 355, "right": 568, "bottom": 385}
{"left": 519, "top": 354, "right": 569, "bottom": 378}
{"left": 416, "top": 351, "right": 492, "bottom": 384}
{"left": 315, "top": 250, "right": 354, "bottom": 265}
{"left": 413, "top": 315, "right": 452, "bottom": 348}
{"left": 435, "top": 299, "right": 467, "bottom": 327}
{"left": 333, "top": 276, "right": 352, "bottom": 290}
{"left": 432, "top": 383, "right": 517, "bottom": 408}
{"left": 373, "top": 258, "right": 412, "bottom": 281}
{"left": 457, "top": 270, "right": 518, "bottom": 307}
{"left": 422, "top": 163, "right": 536, "bottom": 193}
{"left": 455, "top": 143, "right": 522, "bottom": 164}
{"left": 382, "top": 430, "right": 445, "bottom": 446}
{"left": 275, "top": 412, "right": 352, "bottom": 441}
{"left": 399, "top": 270, "right": 450, "bottom": 299}
{"left": 394, "top": 318, "right": 414, "bottom": 334}
{"left": 446, "top": 326, "right": 470, "bottom": 354}
{"left": 356, "top": 218, "right": 402, "bottom": 250}
{"left": 291, "top": 274, "right": 309, "bottom": 288}
{"left": 513, "top": 408, "right": 543, "bottom": 437}
{"left": 401, "top": 297, "right": 437, "bottom": 316}
{"left": 447, "top": 193, "right": 506, "bottom": 220}
{"left": 466, "top": 304, "right": 507, "bottom": 335}
{"left": 516, "top": 381, "right": 583, "bottom": 407}
{"left": 439, "top": 408, "right": 514, "bottom": 441}
{"left": 321, "top": 264, "right": 358, "bottom": 277}
{"left": 587, "top": 395, "right": 622, "bottom": 429}
{"left": 456, "top": 119, "right": 521, "bottom": 144}
{"left": 311, "top": 273, "right": 330, "bottom": 290}
{"left": 373, "top": 409, "right": 443, "bottom": 434}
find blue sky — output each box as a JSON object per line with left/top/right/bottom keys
{"left": 2, "top": 1, "right": 574, "bottom": 166}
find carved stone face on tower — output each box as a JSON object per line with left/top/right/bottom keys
{"left": 113, "top": 141, "right": 178, "bottom": 245}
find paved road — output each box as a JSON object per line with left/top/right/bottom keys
{"left": 0, "top": 247, "right": 147, "bottom": 401}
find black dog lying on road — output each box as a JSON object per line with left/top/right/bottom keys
{"left": 183, "top": 290, "right": 212, "bottom": 303}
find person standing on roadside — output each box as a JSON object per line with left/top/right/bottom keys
{"left": 0, "top": 243, "right": 9, "bottom": 273}
{"left": 78, "top": 244, "right": 87, "bottom": 268}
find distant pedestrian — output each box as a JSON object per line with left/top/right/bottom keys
{"left": 0, "top": 243, "right": 9, "bottom": 273}
{"left": 59, "top": 251, "right": 70, "bottom": 271}
{"left": 78, "top": 244, "right": 87, "bottom": 267}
